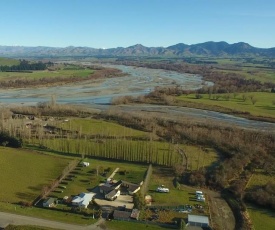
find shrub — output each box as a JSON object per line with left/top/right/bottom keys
{"left": 0, "top": 132, "right": 22, "bottom": 148}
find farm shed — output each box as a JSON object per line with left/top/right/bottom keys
{"left": 43, "top": 197, "right": 56, "bottom": 208}
{"left": 113, "top": 210, "right": 131, "bottom": 220}
{"left": 188, "top": 214, "right": 209, "bottom": 227}
{"left": 121, "top": 181, "right": 141, "bottom": 195}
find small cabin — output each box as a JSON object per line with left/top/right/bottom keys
{"left": 43, "top": 197, "right": 56, "bottom": 208}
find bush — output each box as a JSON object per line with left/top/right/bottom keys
{"left": 0, "top": 132, "right": 22, "bottom": 148}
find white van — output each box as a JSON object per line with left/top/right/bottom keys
{"left": 196, "top": 191, "right": 203, "bottom": 196}
{"left": 197, "top": 196, "right": 205, "bottom": 202}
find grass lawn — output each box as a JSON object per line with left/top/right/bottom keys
{"left": 0, "top": 147, "right": 71, "bottom": 203}
{"left": 246, "top": 170, "right": 274, "bottom": 189}
{"left": 0, "top": 202, "right": 96, "bottom": 225}
{"left": 5, "top": 225, "right": 60, "bottom": 230}
{"left": 247, "top": 205, "right": 275, "bottom": 230}
{"left": 148, "top": 167, "right": 208, "bottom": 211}
{"left": 56, "top": 118, "right": 149, "bottom": 138}
{"left": 106, "top": 220, "right": 166, "bottom": 230}
{"left": 177, "top": 92, "right": 275, "bottom": 119}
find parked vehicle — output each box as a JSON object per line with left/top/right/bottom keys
{"left": 156, "top": 186, "right": 169, "bottom": 193}
{"left": 196, "top": 191, "right": 203, "bottom": 196}
{"left": 196, "top": 196, "right": 205, "bottom": 202}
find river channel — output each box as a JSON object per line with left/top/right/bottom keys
{"left": 0, "top": 64, "right": 274, "bottom": 132}
{"left": 0, "top": 64, "right": 207, "bottom": 105}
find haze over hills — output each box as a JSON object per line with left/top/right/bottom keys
{"left": 0, "top": 41, "right": 275, "bottom": 58}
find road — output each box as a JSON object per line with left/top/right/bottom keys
{"left": 0, "top": 211, "right": 107, "bottom": 230}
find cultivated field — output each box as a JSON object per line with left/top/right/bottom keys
{"left": 0, "top": 147, "right": 71, "bottom": 203}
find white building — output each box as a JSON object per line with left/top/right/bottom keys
{"left": 71, "top": 192, "right": 95, "bottom": 208}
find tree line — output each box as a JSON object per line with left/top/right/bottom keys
{"left": 0, "top": 60, "right": 53, "bottom": 72}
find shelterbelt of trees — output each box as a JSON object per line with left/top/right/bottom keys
{"left": 0, "top": 59, "right": 53, "bottom": 72}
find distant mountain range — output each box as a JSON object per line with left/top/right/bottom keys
{"left": 0, "top": 41, "right": 275, "bottom": 58}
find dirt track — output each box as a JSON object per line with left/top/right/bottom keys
{"left": 0, "top": 211, "right": 107, "bottom": 230}
{"left": 206, "top": 190, "right": 235, "bottom": 230}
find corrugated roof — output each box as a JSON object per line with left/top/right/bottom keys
{"left": 43, "top": 197, "right": 55, "bottom": 205}
{"left": 188, "top": 214, "right": 209, "bottom": 224}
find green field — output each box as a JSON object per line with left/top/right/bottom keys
{"left": 247, "top": 205, "right": 275, "bottom": 230}
{"left": 201, "top": 57, "right": 275, "bottom": 84}
{"left": 177, "top": 92, "right": 275, "bottom": 119}
{"left": 0, "top": 57, "right": 19, "bottom": 66}
{"left": 246, "top": 170, "right": 274, "bottom": 189}
{"left": 245, "top": 171, "right": 275, "bottom": 230}
{"left": 148, "top": 167, "right": 208, "bottom": 209}
{"left": 5, "top": 225, "right": 59, "bottom": 230}
{"left": 0, "top": 147, "right": 71, "bottom": 203}
{"left": 0, "top": 69, "right": 93, "bottom": 80}
{"left": 56, "top": 118, "right": 149, "bottom": 138}
{"left": 106, "top": 220, "right": 165, "bottom": 230}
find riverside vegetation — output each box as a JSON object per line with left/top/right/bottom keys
{"left": 0, "top": 59, "right": 125, "bottom": 88}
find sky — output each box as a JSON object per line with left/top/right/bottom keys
{"left": 0, "top": 0, "right": 275, "bottom": 48}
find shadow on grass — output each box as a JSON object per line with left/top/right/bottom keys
{"left": 247, "top": 204, "right": 275, "bottom": 218}
{"left": 188, "top": 192, "right": 196, "bottom": 196}
{"left": 16, "top": 192, "right": 36, "bottom": 202}
{"left": 256, "top": 105, "right": 275, "bottom": 110}
{"left": 28, "top": 184, "right": 45, "bottom": 192}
